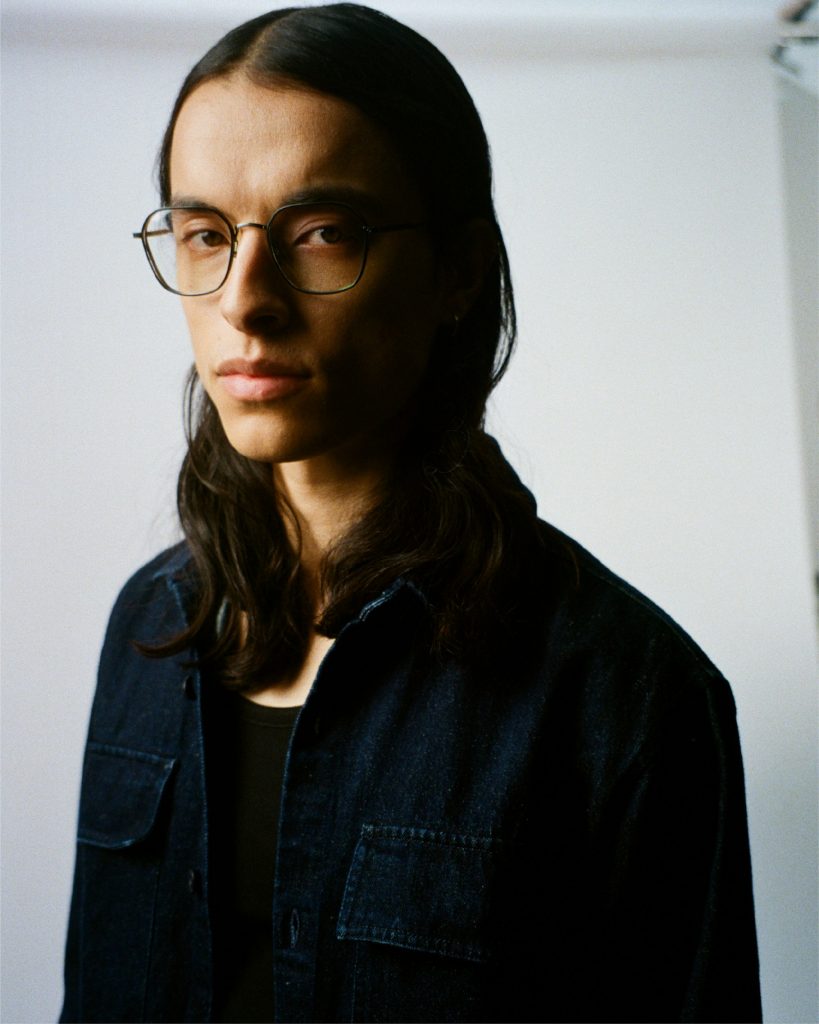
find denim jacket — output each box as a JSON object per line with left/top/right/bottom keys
{"left": 61, "top": 529, "right": 761, "bottom": 1023}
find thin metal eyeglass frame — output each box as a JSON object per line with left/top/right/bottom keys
{"left": 132, "top": 201, "right": 424, "bottom": 297}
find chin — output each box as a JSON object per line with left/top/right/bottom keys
{"left": 219, "top": 419, "right": 324, "bottom": 465}
{"left": 223, "top": 435, "right": 302, "bottom": 465}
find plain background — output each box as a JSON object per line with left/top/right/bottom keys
{"left": 2, "top": 1, "right": 817, "bottom": 1021}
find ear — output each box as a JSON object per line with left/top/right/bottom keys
{"left": 435, "top": 218, "right": 497, "bottom": 326}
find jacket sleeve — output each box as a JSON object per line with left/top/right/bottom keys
{"left": 585, "top": 676, "right": 762, "bottom": 1023}
{"left": 59, "top": 545, "right": 203, "bottom": 1023}
{"left": 60, "top": 854, "right": 82, "bottom": 1023}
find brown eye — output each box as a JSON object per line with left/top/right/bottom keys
{"left": 314, "top": 224, "right": 343, "bottom": 244}
{"left": 185, "top": 228, "right": 229, "bottom": 252}
{"left": 281, "top": 206, "right": 361, "bottom": 250}
{"left": 170, "top": 211, "right": 231, "bottom": 255}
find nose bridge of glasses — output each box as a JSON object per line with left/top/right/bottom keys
{"left": 233, "top": 220, "right": 269, "bottom": 254}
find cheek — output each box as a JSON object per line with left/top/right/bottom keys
{"left": 180, "top": 301, "right": 229, "bottom": 403}
{"left": 376, "top": 324, "right": 435, "bottom": 396}
{"left": 346, "top": 267, "right": 441, "bottom": 385}
{"left": 329, "top": 303, "right": 437, "bottom": 415}
{"left": 180, "top": 302, "right": 210, "bottom": 369}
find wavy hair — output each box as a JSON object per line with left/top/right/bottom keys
{"left": 147, "top": 3, "right": 552, "bottom": 687}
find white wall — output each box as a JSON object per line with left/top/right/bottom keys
{"left": 2, "top": 3, "right": 816, "bottom": 1021}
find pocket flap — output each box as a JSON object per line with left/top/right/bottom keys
{"left": 337, "top": 824, "right": 501, "bottom": 963}
{"left": 77, "top": 743, "right": 176, "bottom": 849}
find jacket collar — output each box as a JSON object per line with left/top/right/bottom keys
{"left": 149, "top": 540, "right": 429, "bottom": 629}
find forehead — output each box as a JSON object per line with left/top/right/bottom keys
{"left": 169, "top": 76, "right": 418, "bottom": 217}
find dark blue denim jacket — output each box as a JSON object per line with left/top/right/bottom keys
{"left": 61, "top": 529, "right": 761, "bottom": 1023}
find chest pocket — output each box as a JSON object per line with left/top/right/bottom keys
{"left": 338, "top": 823, "right": 500, "bottom": 962}
{"left": 337, "top": 824, "right": 501, "bottom": 1022}
{"left": 78, "top": 742, "right": 176, "bottom": 849}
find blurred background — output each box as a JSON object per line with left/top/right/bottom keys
{"left": 2, "top": 1, "right": 817, "bottom": 1020}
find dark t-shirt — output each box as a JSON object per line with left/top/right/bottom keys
{"left": 208, "top": 690, "right": 300, "bottom": 1022}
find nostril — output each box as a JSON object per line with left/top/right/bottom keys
{"left": 247, "top": 311, "right": 287, "bottom": 335}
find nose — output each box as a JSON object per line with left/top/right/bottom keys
{"left": 218, "top": 223, "right": 292, "bottom": 335}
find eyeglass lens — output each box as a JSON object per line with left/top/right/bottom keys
{"left": 141, "top": 203, "right": 369, "bottom": 296}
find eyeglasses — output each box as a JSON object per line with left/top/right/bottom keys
{"left": 133, "top": 201, "right": 423, "bottom": 297}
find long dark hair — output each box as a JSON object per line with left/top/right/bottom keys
{"left": 149, "top": 3, "right": 554, "bottom": 687}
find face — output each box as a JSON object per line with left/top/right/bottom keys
{"left": 169, "top": 76, "right": 453, "bottom": 478}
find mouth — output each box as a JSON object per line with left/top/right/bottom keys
{"left": 215, "top": 357, "right": 311, "bottom": 402}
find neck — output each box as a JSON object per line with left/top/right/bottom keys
{"left": 273, "top": 453, "right": 392, "bottom": 598}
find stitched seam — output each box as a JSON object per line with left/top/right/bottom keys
{"left": 343, "top": 924, "right": 487, "bottom": 963}
{"left": 86, "top": 742, "right": 175, "bottom": 768}
{"left": 362, "top": 824, "right": 501, "bottom": 851}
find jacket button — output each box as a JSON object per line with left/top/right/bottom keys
{"left": 188, "top": 868, "right": 202, "bottom": 895}
{"left": 289, "top": 908, "right": 300, "bottom": 948}
{"left": 182, "top": 675, "right": 196, "bottom": 699}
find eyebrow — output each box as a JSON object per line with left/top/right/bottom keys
{"left": 168, "top": 185, "right": 389, "bottom": 219}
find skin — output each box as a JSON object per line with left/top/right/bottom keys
{"left": 169, "top": 75, "right": 485, "bottom": 704}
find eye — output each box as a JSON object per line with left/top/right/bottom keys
{"left": 171, "top": 211, "right": 231, "bottom": 254}
{"left": 296, "top": 220, "right": 356, "bottom": 247}
{"left": 312, "top": 224, "right": 345, "bottom": 245}
{"left": 185, "top": 228, "right": 228, "bottom": 251}
{"left": 280, "top": 206, "right": 362, "bottom": 250}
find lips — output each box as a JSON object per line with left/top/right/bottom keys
{"left": 215, "top": 357, "right": 310, "bottom": 402}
